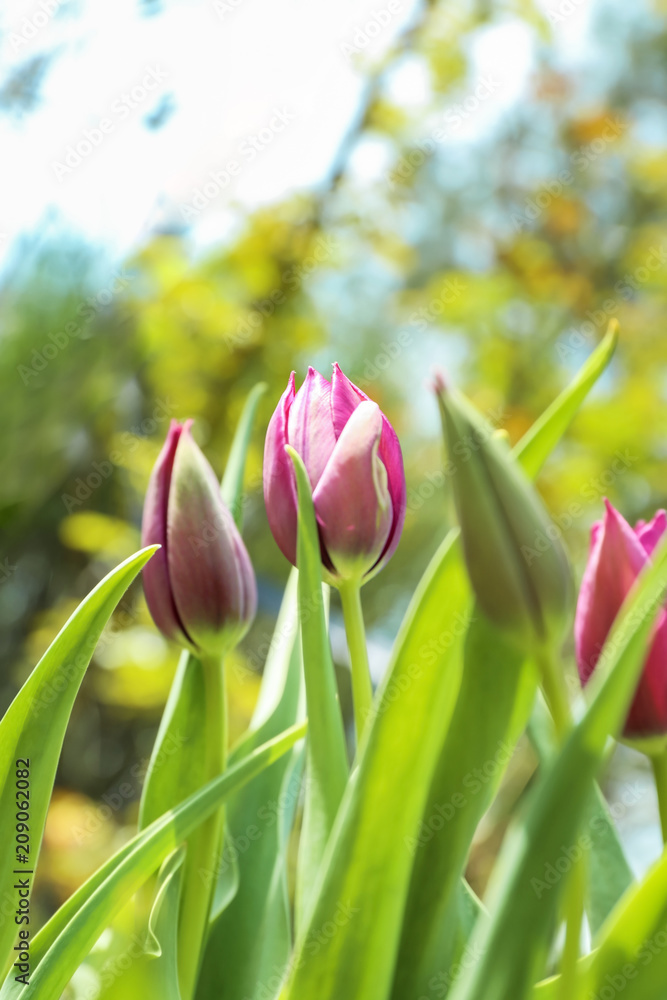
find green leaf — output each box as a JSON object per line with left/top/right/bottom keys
{"left": 0, "top": 546, "right": 158, "bottom": 978}
{"left": 528, "top": 695, "right": 633, "bottom": 937}
{"left": 221, "top": 381, "right": 267, "bottom": 527}
{"left": 513, "top": 320, "right": 618, "bottom": 479}
{"left": 391, "top": 614, "right": 536, "bottom": 999}
{"left": 1, "top": 723, "right": 306, "bottom": 1000}
{"left": 391, "top": 330, "right": 618, "bottom": 996}
{"left": 286, "top": 447, "right": 349, "bottom": 929}
{"left": 142, "top": 848, "right": 186, "bottom": 999}
{"left": 282, "top": 528, "right": 470, "bottom": 1000}
{"left": 447, "top": 533, "right": 667, "bottom": 1000}
{"left": 576, "top": 848, "right": 667, "bottom": 1000}
{"left": 196, "top": 570, "right": 306, "bottom": 1000}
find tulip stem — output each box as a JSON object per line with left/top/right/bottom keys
{"left": 536, "top": 646, "right": 584, "bottom": 995}
{"left": 559, "top": 850, "right": 586, "bottom": 1000}
{"left": 536, "top": 647, "right": 572, "bottom": 739}
{"left": 339, "top": 581, "right": 374, "bottom": 748}
{"left": 178, "top": 653, "right": 227, "bottom": 1000}
{"left": 650, "top": 750, "right": 667, "bottom": 845}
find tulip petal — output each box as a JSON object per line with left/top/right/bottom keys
{"left": 331, "top": 362, "right": 406, "bottom": 573}
{"left": 636, "top": 509, "right": 667, "bottom": 556}
{"left": 167, "top": 425, "right": 253, "bottom": 653}
{"left": 575, "top": 500, "right": 649, "bottom": 685}
{"left": 331, "top": 361, "right": 365, "bottom": 437}
{"left": 141, "top": 420, "right": 193, "bottom": 648}
{"left": 313, "top": 401, "right": 393, "bottom": 579}
{"left": 264, "top": 373, "right": 299, "bottom": 566}
{"left": 288, "top": 367, "right": 337, "bottom": 487}
{"left": 626, "top": 611, "right": 667, "bottom": 736}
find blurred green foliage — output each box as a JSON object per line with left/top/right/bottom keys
{"left": 1, "top": 0, "right": 666, "bottom": 922}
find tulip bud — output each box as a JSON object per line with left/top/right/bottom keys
{"left": 435, "top": 377, "right": 572, "bottom": 646}
{"left": 142, "top": 420, "right": 257, "bottom": 657}
{"left": 576, "top": 500, "right": 667, "bottom": 739}
{"left": 263, "top": 364, "right": 406, "bottom": 584}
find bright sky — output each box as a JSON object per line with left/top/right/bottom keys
{"left": 0, "top": 0, "right": 594, "bottom": 269}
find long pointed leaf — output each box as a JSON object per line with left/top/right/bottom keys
{"left": 0, "top": 546, "right": 157, "bottom": 976}
{"left": 196, "top": 570, "right": 306, "bottom": 1000}
{"left": 282, "top": 528, "right": 470, "bottom": 1000}
{"left": 513, "top": 320, "right": 617, "bottom": 478}
{"left": 393, "top": 328, "right": 620, "bottom": 995}
{"left": 1, "top": 723, "right": 306, "bottom": 1000}
{"left": 286, "top": 447, "right": 348, "bottom": 928}
{"left": 448, "top": 534, "right": 667, "bottom": 1000}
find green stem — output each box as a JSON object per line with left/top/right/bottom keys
{"left": 339, "top": 580, "right": 374, "bottom": 748}
{"left": 536, "top": 646, "right": 572, "bottom": 739}
{"left": 536, "top": 646, "right": 585, "bottom": 997}
{"left": 651, "top": 750, "right": 667, "bottom": 845}
{"left": 177, "top": 653, "right": 226, "bottom": 1000}
{"left": 559, "top": 854, "right": 586, "bottom": 1000}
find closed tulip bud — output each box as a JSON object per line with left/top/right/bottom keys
{"left": 576, "top": 500, "right": 667, "bottom": 739}
{"left": 142, "top": 420, "right": 257, "bottom": 657}
{"left": 263, "top": 364, "right": 406, "bottom": 584}
{"left": 435, "top": 377, "right": 572, "bottom": 646}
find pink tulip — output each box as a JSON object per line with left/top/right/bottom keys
{"left": 264, "top": 364, "right": 406, "bottom": 583}
{"left": 142, "top": 420, "right": 257, "bottom": 657}
{"left": 575, "top": 499, "right": 667, "bottom": 737}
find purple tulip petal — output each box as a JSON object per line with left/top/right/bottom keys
{"left": 626, "top": 611, "right": 667, "bottom": 736}
{"left": 331, "top": 362, "right": 406, "bottom": 573}
{"left": 287, "top": 367, "right": 337, "bottom": 487}
{"left": 636, "top": 509, "right": 667, "bottom": 556}
{"left": 167, "top": 424, "right": 251, "bottom": 654}
{"left": 575, "top": 499, "right": 649, "bottom": 685}
{"left": 374, "top": 413, "right": 407, "bottom": 570}
{"left": 141, "top": 420, "right": 193, "bottom": 647}
{"left": 313, "top": 401, "right": 393, "bottom": 579}
{"left": 331, "top": 361, "right": 365, "bottom": 437}
{"left": 264, "top": 373, "right": 299, "bottom": 566}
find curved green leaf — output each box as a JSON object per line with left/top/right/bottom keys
{"left": 1, "top": 722, "right": 306, "bottom": 1000}
{"left": 221, "top": 381, "right": 267, "bottom": 527}
{"left": 448, "top": 534, "right": 667, "bottom": 1000}
{"left": 0, "top": 546, "right": 157, "bottom": 978}
{"left": 286, "top": 447, "right": 348, "bottom": 928}
{"left": 196, "top": 570, "right": 306, "bottom": 1000}
{"left": 513, "top": 321, "right": 617, "bottom": 478}
{"left": 282, "top": 529, "right": 470, "bottom": 1000}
